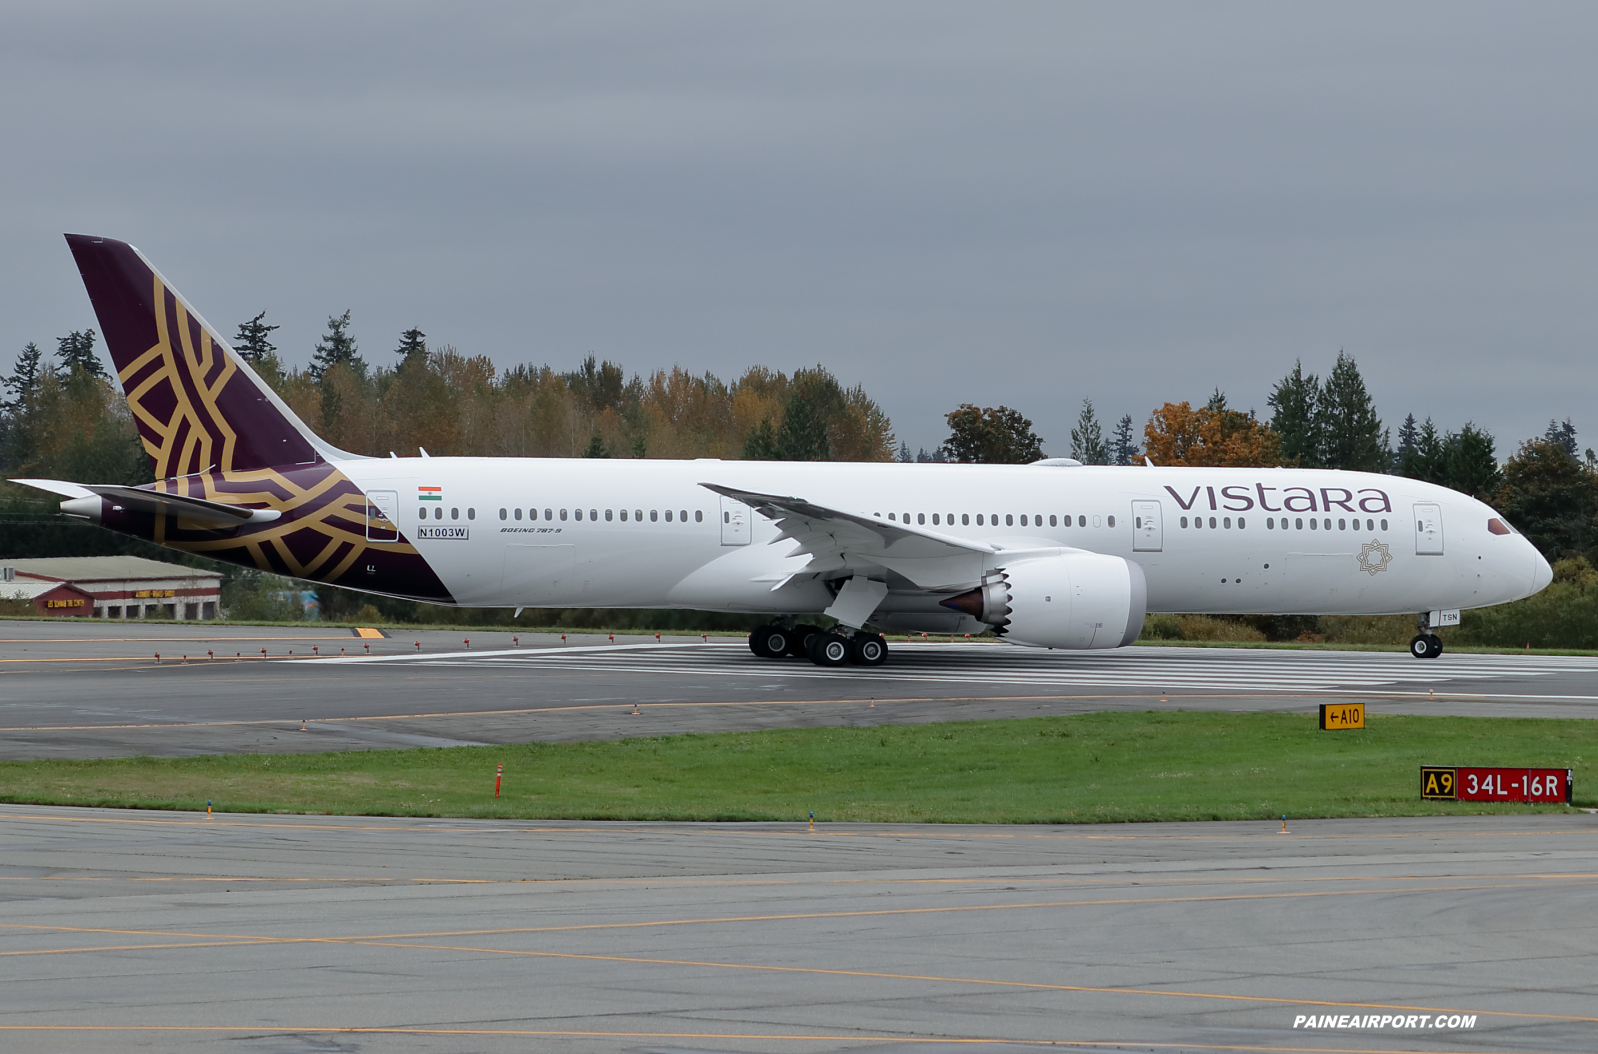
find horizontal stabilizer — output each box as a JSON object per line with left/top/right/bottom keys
{"left": 9, "top": 478, "right": 281, "bottom": 527}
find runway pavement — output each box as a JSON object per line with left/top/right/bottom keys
{"left": 2, "top": 620, "right": 1597, "bottom": 759}
{"left": 0, "top": 805, "right": 1594, "bottom": 1053}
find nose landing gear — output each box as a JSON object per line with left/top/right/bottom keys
{"left": 1409, "top": 614, "right": 1444, "bottom": 659}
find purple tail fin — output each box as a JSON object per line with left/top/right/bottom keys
{"left": 64, "top": 234, "right": 343, "bottom": 478}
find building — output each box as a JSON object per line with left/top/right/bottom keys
{"left": 0, "top": 556, "right": 224, "bottom": 619}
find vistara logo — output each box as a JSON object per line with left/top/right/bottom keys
{"left": 1357, "top": 539, "right": 1394, "bottom": 576}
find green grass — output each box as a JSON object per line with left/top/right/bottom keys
{"left": 1, "top": 712, "right": 1592, "bottom": 822}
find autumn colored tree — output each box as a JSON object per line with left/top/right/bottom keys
{"left": 1143, "top": 399, "right": 1284, "bottom": 467}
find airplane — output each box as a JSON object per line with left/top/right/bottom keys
{"left": 12, "top": 235, "right": 1552, "bottom": 667}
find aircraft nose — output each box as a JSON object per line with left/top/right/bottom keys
{"left": 1528, "top": 547, "right": 1552, "bottom": 596}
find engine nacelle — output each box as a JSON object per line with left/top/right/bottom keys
{"left": 941, "top": 550, "right": 1147, "bottom": 650}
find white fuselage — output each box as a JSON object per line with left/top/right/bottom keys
{"left": 341, "top": 458, "right": 1550, "bottom": 625}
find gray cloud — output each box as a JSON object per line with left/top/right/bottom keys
{"left": 2, "top": 2, "right": 1594, "bottom": 454}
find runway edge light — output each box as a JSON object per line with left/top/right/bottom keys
{"left": 1318, "top": 702, "right": 1365, "bottom": 730}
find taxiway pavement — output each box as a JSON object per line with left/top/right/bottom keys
{"left": 0, "top": 806, "right": 1593, "bottom": 1053}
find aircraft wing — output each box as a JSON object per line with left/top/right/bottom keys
{"left": 699, "top": 482, "right": 993, "bottom": 590}
{"left": 11, "top": 478, "right": 282, "bottom": 528}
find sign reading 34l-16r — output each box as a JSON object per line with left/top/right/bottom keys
{"left": 1421, "top": 766, "right": 1571, "bottom": 803}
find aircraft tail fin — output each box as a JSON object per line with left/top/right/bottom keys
{"left": 63, "top": 234, "right": 354, "bottom": 479}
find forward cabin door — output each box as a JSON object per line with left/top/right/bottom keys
{"left": 1414, "top": 502, "right": 1444, "bottom": 555}
{"left": 720, "top": 495, "right": 751, "bottom": 545}
{"left": 1131, "top": 500, "right": 1163, "bottom": 552}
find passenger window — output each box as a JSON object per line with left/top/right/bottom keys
{"left": 467, "top": 508, "right": 476, "bottom": 520}
{"left": 544, "top": 508, "right": 552, "bottom": 520}
{"left": 1294, "top": 517, "right": 1302, "bottom": 529}
{"left": 1223, "top": 517, "right": 1231, "bottom": 529}
{"left": 651, "top": 510, "right": 658, "bottom": 521}
{"left": 1206, "top": 517, "right": 1213, "bottom": 528}
{"left": 904, "top": 512, "right": 911, "bottom": 522}
{"left": 418, "top": 506, "right": 426, "bottom": 520}
{"left": 1338, "top": 518, "right": 1346, "bottom": 530}
{"left": 1180, "top": 516, "right": 1189, "bottom": 528}
{"left": 435, "top": 507, "right": 443, "bottom": 520}
{"left": 962, "top": 514, "right": 969, "bottom": 525}
{"left": 932, "top": 513, "right": 940, "bottom": 525}
{"left": 499, "top": 508, "right": 507, "bottom": 520}
{"left": 591, "top": 509, "right": 598, "bottom": 520}
{"left": 451, "top": 507, "right": 459, "bottom": 520}
{"left": 665, "top": 510, "right": 673, "bottom": 522}
{"left": 695, "top": 510, "right": 703, "bottom": 522}
{"left": 620, "top": 509, "right": 628, "bottom": 521}
{"left": 1380, "top": 518, "right": 1389, "bottom": 531}
{"left": 514, "top": 508, "right": 522, "bottom": 520}
{"left": 1107, "top": 515, "right": 1115, "bottom": 528}
{"left": 1077, "top": 515, "right": 1086, "bottom": 527}
{"left": 575, "top": 509, "right": 583, "bottom": 521}
{"left": 560, "top": 509, "right": 569, "bottom": 521}
{"left": 635, "top": 509, "right": 642, "bottom": 521}
{"left": 1238, "top": 517, "right": 1246, "bottom": 529}
{"left": 889, "top": 513, "right": 896, "bottom": 521}
{"left": 918, "top": 513, "right": 925, "bottom": 525}
{"left": 1049, "top": 515, "right": 1057, "bottom": 527}
{"left": 1005, "top": 514, "right": 1013, "bottom": 526}
{"left": 947, "top": 512, "right": 954, "bottom": 523}
{"left": 605, "top": 509, "right": 613, "bottom": 521}
{"left": 1266, "top": 517, "right": 1274, "bottom": 529}
{"left": 1019, "top": 515, "right": 1027, "bottom": 526}
{"left": 679, "top": 509, "right": 687, "bottom": 522}
{"left": 1323, "top": 518, "right": 1331, "bottom": 530}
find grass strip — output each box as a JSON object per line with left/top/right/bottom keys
{"left": 0, "top": 712, "right": 1593, "bottom": 823}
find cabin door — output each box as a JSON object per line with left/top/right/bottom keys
{"left": 366, "top": 490, "right": 399, "bottom": 542}
{"left": 1413, "top": 502, "right": 1444, "bottom": 555}
{"left": 1131, "top": 500, "right": 1163, "bottom": 552}
{"left": 720, "top": 496, "right": 751, "bottom": 545}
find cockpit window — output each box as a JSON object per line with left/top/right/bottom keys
{"left": 1487, "top": 518, "right": 1512, "bottom": 536}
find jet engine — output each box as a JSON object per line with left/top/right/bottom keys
{"left": 940, "top": 551, "right": 1147, "bottom": 650}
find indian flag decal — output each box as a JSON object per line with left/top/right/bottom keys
{"left": 418, "top": 486, "right": 442, "bottom": 501}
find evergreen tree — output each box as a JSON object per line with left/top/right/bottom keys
{"left": 1495, "top": 437, "right": 1598, "bottom": 559}
{"left": 1315, "top": 352, "right": 1385, "bottom": 470}
{"left": 1397, "top": 417, "right": 1447, "bottom": 484}
{"left": 233, "top": 312, "right": 280, "bottom": 364}
{"left": 3, "top": 342, "right": 44, "bottom": 410}
{"left": 56, "top": 329, "right": 104, "bottom": 380}
{"left": 1110, "top": 414, "right": 1139, "bottom": 465}
{"left": 1395, "top": 413, "right": 1420, "bottom": 468}
{"left": 742, "top": 417, "right": 780, "bottom": 460}
{"left": 395, "top": 328, "right": 428, "bottom": 365}
{"left": 1545, "top": 418, "right": 1579, "bottom": 457}
{"left": 1267, "top": 360, "right": 1320, "bottom": 467}
{"left": 582, "top": 433, "right": 609, "bottom": 458}
{"left": 773, "top": 390, "right": 831, "bottom": 460}
{"left": 896, "top": 441, "right": 913, "bottom": 463}
{"left": 308, "top": 311, "right": 363, "bottom": 380}
{"left": 940, "top": 404, "right": 1045, "bottom": 464}
{"left": 1069, "top": 398, "right": 1109, "bottom": 465}
{"left": 1444, "top": 423, "right": 1502, "bottom": 499}
{"left": 915, "top": 447, "right": 946, "bottom": 463}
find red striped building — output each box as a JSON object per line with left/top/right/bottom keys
{"left": 1, "top": 556, "right": 223, "bottom": 619}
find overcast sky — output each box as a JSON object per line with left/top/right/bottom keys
{"left": 3, "top": 2, "right": 1594, "bottom": 455}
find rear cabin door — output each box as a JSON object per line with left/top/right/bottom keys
{"left": 1414, "top": 502, "right": 1444, "bottom": 555}
{"left": 1131, "top": 500, "right": 1163, "bottom": 552}
{"left": 366, "top": 490, "right": 399, "bottom": 542}
{"left": 720, "top": 495, "right": 751, "bottom": 545}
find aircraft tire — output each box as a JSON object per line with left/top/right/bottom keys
{"left": 749, "top": 625, "right": 791, "bottom": 659}
{"left": 1409, "top": 634, "right": 1437, "bottom": 660}
{"left": 850, "top": 634, "right": 888, "bottom": 666}
{"left": 1428, "top": 633, "right": 1444, "bottom": 658}
{"left": 788, "top": 624, "right": 823, "bottom": 658}
{"left": 807, "top": 632, "right": 853, "bottom": 667}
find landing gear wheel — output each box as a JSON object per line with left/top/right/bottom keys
{"left": 807, "top": 632, "right": 852, "bottom": 667}
{"left": 1409, "top": 634, "right": 1438, "bottom": 660}
{"left": 749, "top": 624, "right": 792, "bottom": 659}
{"left": 850, "top": 634, "right": 888, "bottom": 666}
{"left": 788, "top": 624, "right": 823, "bottom": 658}
{"left": 1427, "top": 633, "right": 1443, "bottom": 658}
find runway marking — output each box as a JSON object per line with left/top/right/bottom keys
{"left": 0, "top": 1027, "right": 1524, "bottom": 1053}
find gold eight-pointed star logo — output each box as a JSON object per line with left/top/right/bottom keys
{"left": 1356, "top": 539, "right": 1394, "bottom": 576}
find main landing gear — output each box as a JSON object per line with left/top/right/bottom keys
{"left": 749, "top": 622, "right": 889, "bottom": 668}
{"left": 1409, "top": 614, "right": 1444, "bottom": 660}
